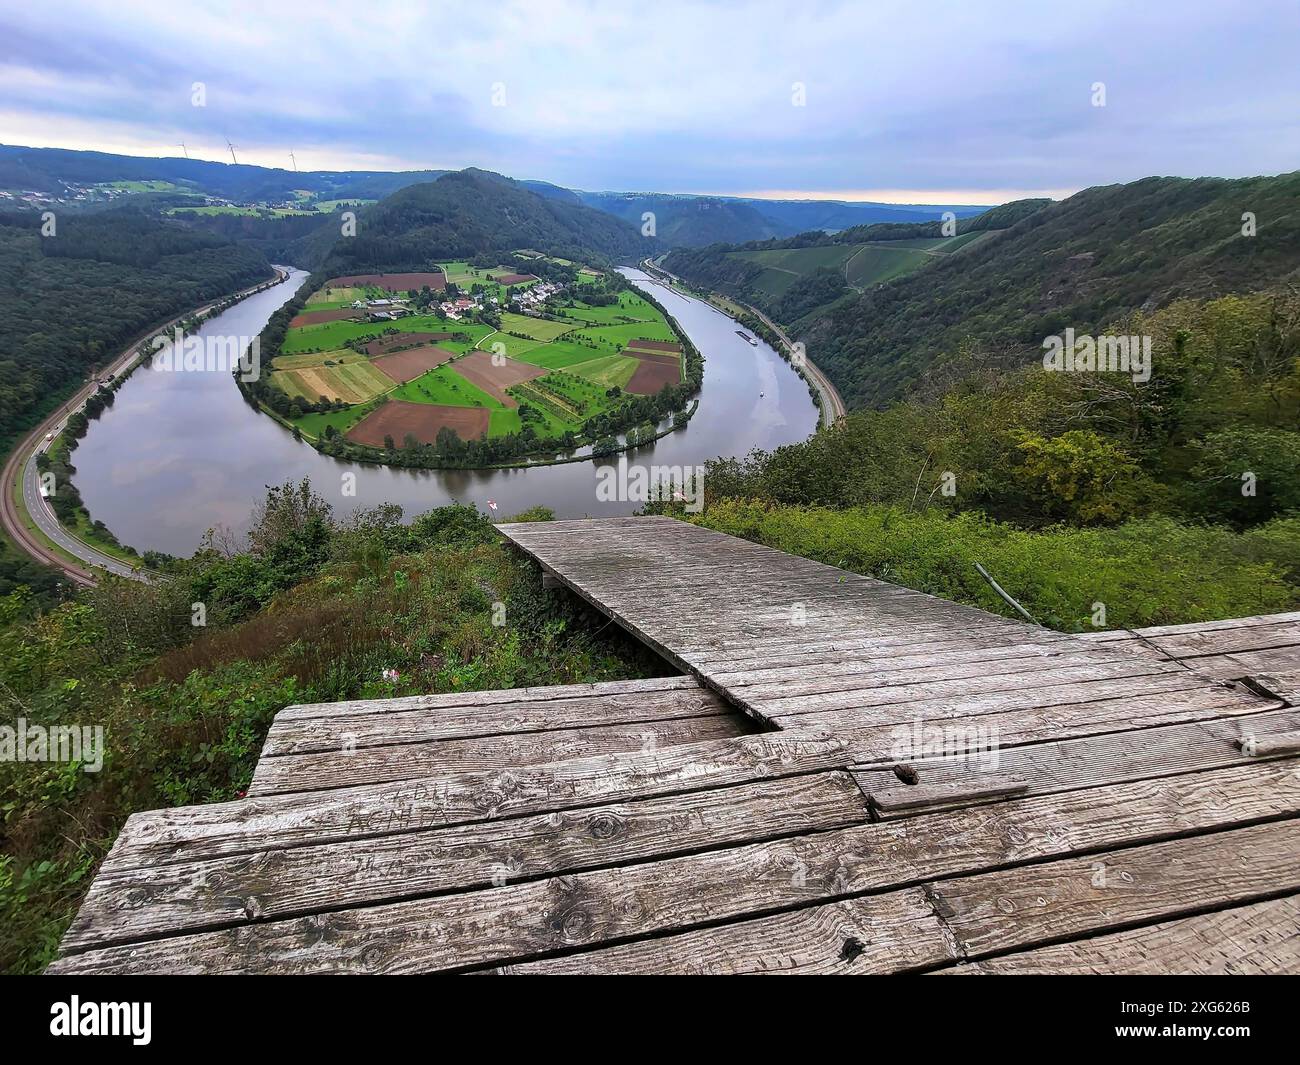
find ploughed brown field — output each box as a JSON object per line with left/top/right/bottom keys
{"left": 625, "top": 354, "right": 682, "bottom": 394}
{"left": 346, "top": 401, "right": 489, "bottom": 447}
{"left": 450, "top": 348, "right": 546, "bottom": 408}
{"left": 623, "top": 349, "right": 679, "bottom": 366}
{"left": 290, "top": 307, "right": 360, "bottom": 327}
{"left": 364, "top": 332, "right": 454, "bottom": 356}
{"left": 627, "top": 338, "right": 682, "bottom": 353}
{"left": 491, "top": 272, "right": 537, "bottom": 285}
{"left": 371, "top": 345, "right": 457, "bottom": 384}
{"left": 324, "top": 272, "right": 447, "bottom": 291}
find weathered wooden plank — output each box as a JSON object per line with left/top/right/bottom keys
{"left": 757, "top": 669, "right": 1205, "bottom": 724}
{"left": 264, "top": 685, "right": 731, "bottom": 755}
{"left": 249, "top": 713, "right": 752, "bottom": 796}
{"left": 101, "top": 731, "right": 853, "bottom": 872}
{"left": 51, "top": 759, "right": 1300, "bottom": 973}
{"left": 1155, "top": 622, "right": 1300, "bottom": 659}
{"left": 1078, "top": 611, "right": 1300, "bottom": 643}
{"left": 276, "top": 675, "right": 699, "bottom": 722}
{"left": 869, "top": 776, "right": 1029, "bottom": 816}
{"left": 497, "top": 519, "right": 1045, "bottom": 680}
{"left": 929, "top": 819, "right": 1300, "bottom": 959}
{"left": 1236, "top": 728, "right": 1300, "bottom": 757}
{"left": 1207, "top": 645, "right": 1300, "bottom": 675}
{"left": 246, "top": 712, "right": 754, "bottom": 795}
{"left": 850, "top": 706, "right": 1300, "bottom": 809}
{"left": 689, "top": 629, "right": 1088, "bottom": 672}
{"left": 720, "top": 654, "right": 1166, "bottom": 704}
{"left": 496, "top": 888, "right": 955, "bottom": 975}
{"left": 706, "top": 640, "right": 1107, "bottom": 687}
{"left": 1245, "top": 669, "right": 1300, "bottom": 703}
{"left": 942, "top": 895, "right": 1300, "bottom": 975}
{"left": 61, "top": 770, "right": 869, "bottom": 954}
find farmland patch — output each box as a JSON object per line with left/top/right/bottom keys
{"left": 371, "top": 345, "right": 458, "bottom": 384}
{"left": 346, "top": 401, "right": 489, "bottom": 447}
{"left": 451, "top": 349, "right": 547, "bottom": 408}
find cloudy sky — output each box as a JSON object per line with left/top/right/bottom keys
{"left": 3, "top": 0, "right": 1297, "bottom": 202}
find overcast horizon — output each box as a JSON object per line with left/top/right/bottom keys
{"left": 3, "top": 0, "right": 1298, "bottom": 203}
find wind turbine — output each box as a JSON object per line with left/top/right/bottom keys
{"left": 289, "top": 150, "right": 298, "bottom": 172}
{"left": 178, "top": 142, "right": 189, "bottom": 159}
{"left": 226, "top": 139, "right": 239, "bottom": 165}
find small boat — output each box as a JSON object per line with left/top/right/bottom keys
{"left": 736, "top": 330, "right": 757, "bottom": 345}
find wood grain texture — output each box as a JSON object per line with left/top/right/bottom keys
{"left": 101, "top": 731, "right": 853, "bottom": 872}
{"left": 50, "top": 758, "right": 1300, "bottom": 973}
{"left": 263, "top": 683, "right": 731, "bottom": 755}
{"left": 942, "top": 895, "right": 1300, "bottom": 975}
{"left": 850, "top": 706, "right": 1300, "bottom": 811}
{"left": 62, "top": 770, "right": 868, "bottom": 954}
{"left": 928, "top": 819, "right": 1300, "bottom": 959}
{"left": 496, "top": 888, "right": 955, "bottom": 975}
{"left": 249, "top": 713, "right": 751, "bottom": 796}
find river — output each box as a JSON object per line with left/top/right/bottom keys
{"left": 75, "top": 267, "right": 820, "bottom": 556}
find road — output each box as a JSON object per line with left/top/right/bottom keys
{"left": 640, "top": 257, "right": 846, "bottom": 427}
{"left": 1, "top": 269, "right": 290, "bottom": 585}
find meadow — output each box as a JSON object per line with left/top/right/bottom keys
{"left": 731, "top": 233, "right": 996, "bottom": 298}
{"left": 282, "top": 316, "right": 492, "bottom": 354}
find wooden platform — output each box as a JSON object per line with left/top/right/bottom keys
{"left": 47, "top": 517, "right": 1300, "bottom": 974}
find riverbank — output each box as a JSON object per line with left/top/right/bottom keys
{"left": 639, "top": 256, "right": 846, "bottom": 428}
{"left": 70, "top": 266, "right": 819, "bottom": 557}
{"left": 0, "top": 267, "right": 289, "bottom": 583}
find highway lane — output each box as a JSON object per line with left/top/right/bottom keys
{"left": 22, "top": 430, "right": 141, "bottom": 579}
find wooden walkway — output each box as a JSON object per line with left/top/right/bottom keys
{"left": 48, "top": 517, "right": 1300, "bottom": 974}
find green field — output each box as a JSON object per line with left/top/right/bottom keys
{"left": 305, "top": 285, "right": 368, "bottom": 308}
{"left": 389, "top": 364, "right": 503, "bottom": 409}
{"left": 553, "top": 292, "right": 660, "bottom": 325}
{"left": 275, "top": 265, "right": 682, "bottom": 452}
{"left": 570, "top": 321, "right": 677, "bottom": 352}
{"left": 168, "top": 204, "right": 315, "bottom": 217}
{"left": 729, "top": 233, "right": 996, "bottom": 299}
{"left": 563, "top": 354, "right": 639, "bottom": 389}
{"left": 295, "top": 405, "right": 369, "bottom": 439}
{"left": 272, "top": 359, "right": 394, "bottom": 404}
{"left": 497, "top": 312, "right": 576, "bottom": 342}
{"left": 512, "top": 339, "right": 607, "bottom": 370}
{"left": 313, "top": 198, "right": 375, "bottom": 212}
{"left": 98, "top": 180, "right": 191, "bottom": 194}
{"left": 486, "top": 332, "right": 547, "bottom": 357}
{"left": 282, "top": 316, "right": 492, "bottom": 354}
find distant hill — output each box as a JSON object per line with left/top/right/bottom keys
{"left": 573, "top": 190, "right": 986, "bottom": 247}
{"left": 664, "top": 199, "right": 1049, "bottom": 331}
{"left": 573, "top": 193, "right": 783, "bottom": 246}
{"left": 0, "top": 144, "right": 443, "bottom": 204}
{"left": 796, "top": 172, "right": 1300, "bottom": 407}
{"left": 1, "top": 143, "right": 989, "bottom": 250}
{"left": 312, "top": 168, "right": 654, "bottom": 276}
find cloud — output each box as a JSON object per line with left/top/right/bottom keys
{"left": 2, "top": 0, "right": 1297, "bottom": 196}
